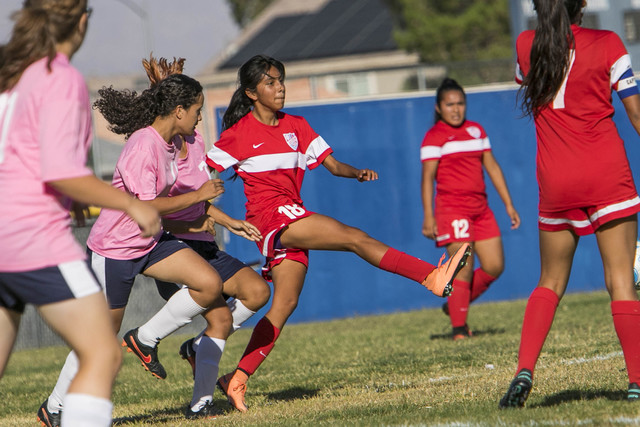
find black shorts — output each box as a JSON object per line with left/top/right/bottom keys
{"left": 0, "top": 260, "right": 101, "bottom": 313}
{"left": 89, "top": 232, "right": 188, "bottom": 309}
{"left": 155, "top": 239, "right": 247, "bottom": 301}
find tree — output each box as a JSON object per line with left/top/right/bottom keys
{"left": 384, "top": 0, "right": 512, "bottom": 62}
{"left": 226, "top": 0, "right": 276, "bottom": 28}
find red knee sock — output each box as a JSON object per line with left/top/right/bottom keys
{"left": 470, "top": 268, "right": 497, "bottom": 303}
{"left": 447, "top": 279, "right": 471, "bottom": 328}
{"left": 378, "top": 248, "right": 435, "bottom": 283}
{"left": 516, "top": 287, "right": 559, "bottom": 375}
{"left": 237, "top": 317, "right": 281, "bottom": 376}
{"left": 611, "top": 300, "right": 640, "bottom": 384}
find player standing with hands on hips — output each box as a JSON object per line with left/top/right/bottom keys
{"left": 0, "top": 1, "right": 160, "bottom": 426}
{"left": 206, "top": 54, "right": 472, "bottom": 413}
{"left": 500, "top": 0, "right": 640, "bottom": 408}
{"left": 421, "top": 78, "right": 520, "bottom": 340}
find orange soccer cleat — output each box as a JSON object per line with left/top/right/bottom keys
{"left": 217, "top": 370, "right": 249, "bottom": 412}
{"left": 422, "top": 243, "right": 471, "bottom": 297}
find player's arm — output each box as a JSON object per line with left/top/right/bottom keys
{"left": 421, "top": 160, "right": 438, "bottom": 240}
{"left": 482, "top": 151, "right": 520, "bottom": 230}
{"left": 145, "top": 179, "right": 225, "bottom": 216}
{"left": 321, "top": 154, "right": 378, "bottom": 182}
{"left": 621, "top": 94, "right": 640, "bottom": 137}
{"left": 48, "top": 175, "right": 160, "bottom": 237}
{"left": 204, "top": 202, "right": 262, "bottom": 242}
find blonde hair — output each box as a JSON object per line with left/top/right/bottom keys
{"left": 0, "top": 0, "right": 87, "bottom": 92}
{"left": 142, "top": 54, "right": 185, "bottom": 88}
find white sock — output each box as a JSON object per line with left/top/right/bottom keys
{"left": 61, "top": 393, "right": 112, "bottom": 427}
{"left": 190, "top": 335, "right": 225, "bottom": 410}
{"left": 47, "top": 351, "right": 79, "bottom": 413}
{"left": 228, "top": 298, "right": 256, "bottom": 333}
{"left": 137, "top": 287, "right": 206, "bottom": 346}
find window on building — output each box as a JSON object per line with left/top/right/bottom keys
{"left": 625, "top": 10, "right": 640, "bottom": 43}
{"left": 329, "top": 73, "right": 372, "bottom": 97}
{"left": 526, "top": 13, "right": 599, "bottom": 30}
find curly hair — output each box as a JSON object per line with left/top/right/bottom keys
{"left": 142, "top": 54, "right": 185, "bottom": 87}
{"left": 94, "top": 73, "right": 203, "bottom": 139}
{"left": 521, "top": 0, "right": 583, "bottom": 116}
{"left": 0, "top": 0, "right": 87, "bottom": 92}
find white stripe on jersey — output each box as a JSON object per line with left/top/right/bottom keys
{"left": 58, "top": 259, "right": 101, "bottom": 299}
{"left": 515, "top": 63, "right": 524, "bottom": 84}
{"left": 305, "top": 136, "right": 331, "bottom": 167}
{"left": 421, "top": 137, "right": 490, "bottom": 160}
{"left": 208, "top": 148, "right": 239, "bottom": 170}
{"left": 610, "top": 54, "right": 633, "bottom": 87}
{"left": 589, "top": 196, "right": 640, "bottom": 222}
{"left": 240, "top": 152, "right": 307, "bottom": 173}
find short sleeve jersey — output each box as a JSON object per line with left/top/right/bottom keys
{"left": 0, "top": 53, "right": 93, "bottom": 272}
{"left": 420, "top": 120, "right": 491, "bottom": 212}
{"left": 164, "top": 130, "right": 213, "bottom": 242}
{"left": 206, "top": 112, "right": 332, "bottom": 230}
{"left": 515, "top": 25, "right": 639, "bottom": 211}
{"left": 87, "top": 126, "right": 177, "bottom": 259}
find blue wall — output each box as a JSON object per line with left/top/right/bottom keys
{"left": 214, "top": 88, "right": 640, "bottom": 324}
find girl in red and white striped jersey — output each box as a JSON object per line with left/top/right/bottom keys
{"left": 421, "top": 78, "right": 520, "bottom": 341}
{"left": 205, "top": 54, "right": 472, "bottom": 412}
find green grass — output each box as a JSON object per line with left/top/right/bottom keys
{"left": 2, "top": 291, "right": 639, "bottom": 426}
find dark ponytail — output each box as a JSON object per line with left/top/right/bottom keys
{"left": 0, "top": 0, "right": 87, "bottom": 92}
{"left": 521, "top": 0, "right": 583, "bottom": 115}
{"left": 434, "top": 77, "right": 466, "bottom": 124}
{"left": 221, "top": 54, "right": 285, "bottom": 131}
{"left": 94, "top": 74, "right": 203, "bottom": 139}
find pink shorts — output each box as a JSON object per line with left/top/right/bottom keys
{"left": 253, "top": 203, "right": 315, "bottom": 280}
{"left": 435, "top": 206, "right": 500, "bottom": 247}
{"left": 538, "top": 196, "right": 640, "bottom": 236}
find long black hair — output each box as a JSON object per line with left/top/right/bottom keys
{"left": 0, "top": 0, "right": 87, "bottom": 92}
{"left": 94, "top": 73, "right": 203, "bottom": 139}
{"left": 434, "top": 77, "right": 466, "bottom": 125}
{"left": 221, "top": 54, "right": 285, "bottom": 131}
{"left": 521, "top": 0, "right": 583, "bottom": 116}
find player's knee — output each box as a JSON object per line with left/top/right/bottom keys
{"left": 244, "top": 280, "right": 271, "bottom": 310}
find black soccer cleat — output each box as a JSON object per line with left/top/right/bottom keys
{"left": 122, "top": 328, "right": 166, "bottom": 379}
{"left": 185, "top": 401, "right": 220, "bottom": 420}
{"left": 179, "top": 337, "right": 197, "bottom": 378}
{"left": 629, "top": 382, "right": 640, "bottom": 401}
{"left": 499, "top": 368, "right": 532, "bottom": 408}
{"left": 37, "top": 399, "right": 61, "bottom": 427}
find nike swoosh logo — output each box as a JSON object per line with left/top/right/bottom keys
{"left": 253, "top": 143, "right": 264, "bottom": 149}
{"left": 131, "top": 340, "right": 152, "bottom": 364}
{"left": 259, "top": 351, "right": 267, "bottom": 357}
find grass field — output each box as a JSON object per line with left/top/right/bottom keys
{"left": 1, "top": 290, "right": 639, "bottom": 426}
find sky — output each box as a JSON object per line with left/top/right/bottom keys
{"left": 0, "top": 0, "right": 240, "bottom": 78}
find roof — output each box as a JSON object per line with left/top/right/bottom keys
{"left": 218, "top": 0, "right": 397, "bottom": 70}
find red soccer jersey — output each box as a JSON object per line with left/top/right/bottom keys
{"left": 206, "top": 112, "right": 333, "bottom": 231}
{"left": 516, "top": 25, "right": 639, "bottom": 211}
{"left": 420, "top": 120, "right": 491, "bottom": 213}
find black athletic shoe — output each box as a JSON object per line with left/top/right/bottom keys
{"left": 185, "top": 402, "right": 220, "bottom": 420}
{"left": 179, "top": 337, "right": 197, "bottom": 378}
{"left": 499, "top": 369, "right": 533, "bottom": 408}
{"left": 122, "top": 328, "right": 166, "bottom": 379}
{"left": 629, "top": 382, "right": 640, "bottom": 401}
{"left": 37, "top": 399, "right": 61, "bottom": 427}
{"left": 452, "top": 324, "right": 473, "bottom": 341}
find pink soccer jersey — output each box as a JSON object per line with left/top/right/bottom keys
{"left": 421, "top": 120, "right": 491, "bottom": 213}
{"left": 516, "top": 25, "right": 639, "bottom": 211}
{"left": 0, "top": 53, "right": 93, "bottom": 271}
{"left": 205, "top": 112, "right": 332, "bottom": 233}
{"left": 164, "top": 130, "right": 213, "bottom": 242}
{"left": 87, "top": 126, "right": 177, "bottom": 260}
